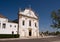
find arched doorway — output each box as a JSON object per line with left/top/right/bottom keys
{"left": 29, "top": 30, "right": 31, "bottom": 36}
{"left": 28, "top": 28, "right": 32, "bottom": 36}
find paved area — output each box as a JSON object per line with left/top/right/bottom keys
{"left": 52, "top": 41, "right": 60, "bottom": 42}
{"left": 0, "top": 36, "right": 60, "bottom": 42}
{"left": 0, "top": 36, "right": 57, "bottom": 40}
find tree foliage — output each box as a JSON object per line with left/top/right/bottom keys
{"left": 51, "top": 9, "right": 60, "bottom": 29}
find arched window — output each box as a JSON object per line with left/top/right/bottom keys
{"left": 22, "top": 20, "right": 25, "bottom": 26}
{"left": 35, "top": 23, "right": 37, "bottom": 27}
{"left": 29, "top": 20, "right": 31, "bottom": 26}
{"left": 10, "top": 25, "right": 12, "bottom": 27}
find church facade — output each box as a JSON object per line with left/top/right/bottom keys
{"left": 18, "top": 8, "right": 39, "bottom": 37}
{"left": 0, "top": 8, "right": 40, "bottom": 38}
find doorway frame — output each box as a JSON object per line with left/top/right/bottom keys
{"left": 28, "top": 28, "right": 32, "bottom": 36}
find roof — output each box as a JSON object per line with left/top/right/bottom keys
{"left": 0, "top": 14, "right": 6, "bottom": 18}
{"left": 12, "top": 19, "right": 18, "bottom": 23}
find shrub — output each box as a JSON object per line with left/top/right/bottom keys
{"left": 0, "top": 34, "right": 20, "bottom": 38}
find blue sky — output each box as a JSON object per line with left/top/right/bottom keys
{"left": 0, "top": 0, "right": 60, "bottom": 32}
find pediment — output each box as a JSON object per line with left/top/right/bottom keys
{"left": 19, "top": 9, "right": 38, "bottom": 19}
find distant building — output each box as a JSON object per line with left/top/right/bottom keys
{"left": 0, "top": 8, "right": 40, "bottom": 38}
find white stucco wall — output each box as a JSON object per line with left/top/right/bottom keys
{"left": 0, "top": 18, "right": 18, "bottom": 34}
{"left": 19, "top": 17, "right": 39, "bottom": 37}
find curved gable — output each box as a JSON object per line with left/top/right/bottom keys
{"left": 19, "top": 8, "right": 38, "bottom": 19}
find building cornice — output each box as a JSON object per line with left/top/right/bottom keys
{"left": 19, "top": 14, "right": 38, "bottom": 20}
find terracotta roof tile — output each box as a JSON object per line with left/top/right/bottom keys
{"left": 0, "top": 14, "right": 6, "bottom": 18}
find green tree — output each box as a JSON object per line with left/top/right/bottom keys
{"left": 51, "top": 9, "right": 60, "bottom": 31}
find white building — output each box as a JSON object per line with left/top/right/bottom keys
{"left": 19, "top": 8, "right": 39, "bottom": 37}
{"left": 0, "top": 15, "right": 18, "bottom": 34}
{"left": 0, "top": 8, "right": 40, "bottom": 38}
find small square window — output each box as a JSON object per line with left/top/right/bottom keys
{"left": 15, "top": 25, "right": 16, "bottom": 28}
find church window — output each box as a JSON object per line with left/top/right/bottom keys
{"left": 29, "top": 20, "right": 31, "bottom": 26}
{"left": 22, "top": 20, "right": 25, "bottom": 26}
{"left": 3, "top": 23, "right": 6, "bottom": 28}
{"left": 35, "top": 23, "right": 37, "bottom": 27}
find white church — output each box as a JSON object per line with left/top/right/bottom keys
{"left": 0, "top": 8, "right": 40, "bottom": 38}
